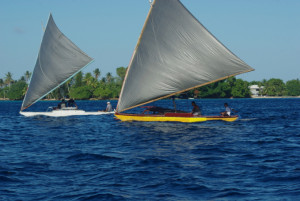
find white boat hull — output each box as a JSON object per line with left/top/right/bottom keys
{"left": 20, "top": 110, "right": 114, "bottom": 117}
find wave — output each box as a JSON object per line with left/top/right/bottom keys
{"left": 54, "top": 192, "right": 127, "bottom": 201}
{"left": 240, "top": 118, "right": 258, "bottom": 121}
{"left": 0, "top": 175, "right": 22, "bottom": 183}
{"left": 66, "top": 153, "right": 121, "bottom": 162}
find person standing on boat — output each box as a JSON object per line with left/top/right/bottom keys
{"left": 191, "top": 101, "right": 201, "bottom": 115}
{"left": 105, "top": 102, "right": 112, "bottom": 112}
{"left": 221, "top": 103, "right": 237, "bottom": 116}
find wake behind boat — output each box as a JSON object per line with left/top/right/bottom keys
{"left": 20, "top": 14, "right": 111, "bottom": 117}
{"left": 115, "top": 0, "right": 254, "bottom": 122}
{"left": 20, "top": 107, "right": 114, "bottom": 117}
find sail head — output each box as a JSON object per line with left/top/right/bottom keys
{"left": 117, "top": 0, "right": 254, "bottom": 112}
{"left": 21, "top": 14, "right": 93, "bottom": 111}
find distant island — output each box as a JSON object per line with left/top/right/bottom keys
{"left": 1, "top": 67, "right": 300, "bottom": 100}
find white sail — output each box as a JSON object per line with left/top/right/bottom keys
{"left": 116, "top": 0, "right": 254, "bottom": 112}
{"left": 21, "top": 14, "right": 93, "bottom": 111}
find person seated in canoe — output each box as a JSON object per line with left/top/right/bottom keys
{"left": 220, "top": 103, "right": 237, "bottom": 116}
{"left": 67, "top": 98, "right": 78, "bottom": 109}
{"left": 191, "top": 101, "right": 201, "bottom": 116}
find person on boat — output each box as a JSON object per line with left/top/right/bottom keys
{"left": 220, "top": 103, "right": 237, "bottom": 116}
{"left": 105, "top": 102, "right": 112, "bottom": 112}
{"left": 67, "top": 98, "right": 78, "bottom": 109}
{"left": 54, "top": 99, "right": 67, "bottom": 110}
{"left": 191, "top": 101, "right": 201, "bottom": 115}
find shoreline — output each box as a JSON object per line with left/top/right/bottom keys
{"left": 1, "top": 97, "right": 299, "bottom": 101}
{"left": 251, "top": 96, "right": 300, "bottom": 99}
{"left": 0, "top": 98, "right": 119, "bottom": 101}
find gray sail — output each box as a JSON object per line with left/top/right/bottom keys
{"left": 117, "top": 0, "right": 254, "bottom": 112}
{"left": 21, "top": 14, "right": 93, "bottom": 111}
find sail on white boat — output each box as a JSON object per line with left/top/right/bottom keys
{"left": 115, "top": 0, "right": 254, "bottom": 122}
{"left": 20, "top": 14, "right": 114, "bottom": 117}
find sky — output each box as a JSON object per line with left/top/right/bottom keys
{"left": 0, "top": 0, "right": 299, "bottom": 82}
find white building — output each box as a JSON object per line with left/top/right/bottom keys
{"left": 249, "top": 85, "right": 264, "bottom": 96}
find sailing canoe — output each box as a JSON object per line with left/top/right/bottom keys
{"left": 20, "top": 14, "right": 95, "bottom": 117}
{"left": 115, "top": 0, "right": 254, "bottom": 122}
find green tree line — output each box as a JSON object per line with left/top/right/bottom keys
{"left": 1, "top": 67, "right": 300, "bottom": 100}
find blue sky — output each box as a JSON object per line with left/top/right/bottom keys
{"left": 1, "top": 0, "right": 299, "bottom": 82}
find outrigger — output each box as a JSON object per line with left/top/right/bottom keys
{"left": 20, "top": 14, "right": 114, "bottom": 117}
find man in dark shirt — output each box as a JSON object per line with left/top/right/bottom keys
{"left": 191, "top": 101, "right": 201, "bottom": 115}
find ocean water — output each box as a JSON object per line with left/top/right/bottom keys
{"left": 0, "top": 98, "right": 299, "bottom": 200}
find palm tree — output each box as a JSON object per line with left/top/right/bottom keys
{"left": 74, "top": 72, "right": 83, "bottom": 87}
{"left": 0, "top": 79, "right": 4, "bottom": 88}
{"left": 106, "top": 72, "right": 112, "bottom": 83}
{"left": 116, "top": 66, "right": 127, "bottom": 82}
{"left": 101, "top": 77, "right": 106, "bottom": 84}
{"left": 25, "top": 71, "right": 32, "bottom": 83}
{"left": 93, "top": 68, "right": 101, "bottom": 81}
{"left": 19, "top": 76, "right": 26, "bottom": 82}
{"left": 84, "top": 72, "right": 94, "bottom": 86}
{"left": 5, "top": 72, "right": 13, "bottom": 88}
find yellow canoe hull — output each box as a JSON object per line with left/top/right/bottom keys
{"left": 115, "top": 113, "right": 238, "bottom": 123}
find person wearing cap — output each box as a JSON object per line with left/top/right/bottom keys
{"left": 105, "top": 102, "right": 112, "bottom": 112}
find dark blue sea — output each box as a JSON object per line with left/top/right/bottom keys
{"left": 0, "top": 98, "right": 299, "bottom": 200}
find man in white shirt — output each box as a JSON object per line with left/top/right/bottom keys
{"left": 220, "top": 103, "right": 237, "bottom": 116}
{"left": 105, "top": 102, "right": 112, "bottom": 112}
